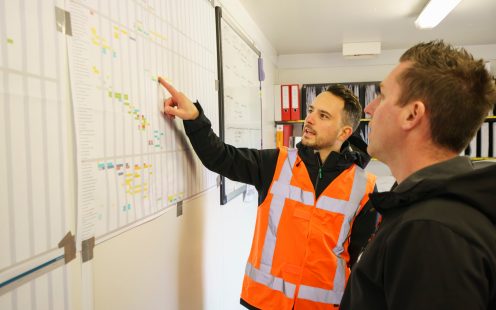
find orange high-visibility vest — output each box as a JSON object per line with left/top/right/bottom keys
{"left": 241, "top": 147, "right": 376, "bottom": 310}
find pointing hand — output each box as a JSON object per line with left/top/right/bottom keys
{"left": 158, "top": 76, "right": 199, "bottom": 120}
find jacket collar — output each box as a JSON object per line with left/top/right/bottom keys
{"left": 296, "top": 134, "right": 371, "bottom": 170}
{"left": 370, "top": 157, "right": 475, "bottom": 214}
{"left": 393, "top": 156, "right": 473, "bottom": 193}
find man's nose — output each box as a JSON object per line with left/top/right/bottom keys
{"left": 305, "top": 112, "right": 314, "bottom": 124}
{"left": 364, "top": 97, "right": 378, "bottom": 116}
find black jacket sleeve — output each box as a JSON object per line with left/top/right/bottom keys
{"left": 347, "top": 184, "right": 379, "bottom": 267}
{"left": 348, "top": 202, "right": 378, "bottom": 267}
{"left": 183, "top": 101, "right": 278, "bottom": 197}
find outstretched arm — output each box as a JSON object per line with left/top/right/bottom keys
{"left": 157, "top": 76, "right": 278, "bottom": 195}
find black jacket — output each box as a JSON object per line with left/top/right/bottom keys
{"left": 184, "top": 102, "right": 378, "bottom": 309}
{"left": 341, "top": 157, "right": 496, "bottom": 310}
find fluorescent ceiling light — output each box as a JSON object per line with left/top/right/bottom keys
{"left": 415, "top": 0, "right": 462, "bottom": 29}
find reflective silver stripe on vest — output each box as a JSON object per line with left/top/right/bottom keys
{"left": 271, "top": 182, "right": 315, "bottom": 206}
{"left": 298, "top": 166, "right": 368, "bottom": 304}
{"left": 245, "top": 149, "right": 300, "bottom": 298}
{"left": 259, "top": 150, "right": 299, "bottom": 269}
{"left": 316, "top": 167, "right": 367, "bottom": 254}
{"left": 245, "top": 262, "right": 297, "bottom": 298}
{"left": 273, "top": 149, "right": 314, "bottom": 205}
{"left": 298, "top": 258, "right": 347, "bottom": 304}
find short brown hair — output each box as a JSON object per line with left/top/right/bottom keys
{"left": 398, "top": 40, "right": 496, "bottom": 153}
{"left": 324, "top": 84, "right": 362, "bottom": 132}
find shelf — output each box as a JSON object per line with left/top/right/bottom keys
{"left": 470, "top": 157, "right": 496, "bottom": 161}
{"left": 275, "top": 118, "right": 374, "bottom": 125}
{"left": 275, "top": 120, "right": 304, "bottom": 125}
{"left": 276, "top": 116, "right": 496, "bottom": 125}
{"left": 370, "top": 157, "right": 496, "bottom": 161}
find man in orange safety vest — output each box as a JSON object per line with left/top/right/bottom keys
{"left": 159, "top": 78, "right": 377, "bottom": 309}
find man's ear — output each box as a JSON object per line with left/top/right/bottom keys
{"left": 401, "top": 100, "right": 425, "bottom": 130}
{"left": 338, "top": 125, "right": 353, "bottom": 142}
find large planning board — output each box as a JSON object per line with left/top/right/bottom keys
{"left": 1, "top": 0, "right": 219, "bottom": 308}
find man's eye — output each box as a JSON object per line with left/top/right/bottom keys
{"left": 320, "top": 114, "right": 329, "bottom": 119}
{"left": 374, "top": 92, "right": 384, "bottom": 102}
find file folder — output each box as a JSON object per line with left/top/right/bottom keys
{"left": 281, "top": 85, "right": 291, "bottom": 120}
{"left": 290, "top": 84, "right": 301, "bottom": 120}
{"left": 283, "top": 125, "right": 293, "bottom": 147}
{"left": 276, "top": 125, "right": 284, "bottom": 147}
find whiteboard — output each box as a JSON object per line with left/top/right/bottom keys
{"left": 1, "top": 0, "right": 218, "bottom": 306}
{"left": 0, "top": 0, "right": 73, "bottom": 304}
{"left": 68, "top": 0, "right": 218, "bottom": 247}
{"left": 215, "top": 6, "right": 262, "bottom": 205}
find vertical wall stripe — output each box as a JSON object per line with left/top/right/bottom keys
{"left": 54, "top": 1, "right": 69, "bottom": 308}
{"left": 2, "top": 0, "right": 15, "bottom": 307}
{"left": 19, "top": 0, "right": 37, "bottom": 307}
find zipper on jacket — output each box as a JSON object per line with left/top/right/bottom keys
{"left": 315, "top": 152, "right": 323, "bottom": 191}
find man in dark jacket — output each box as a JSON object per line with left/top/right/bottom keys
{"left": 340, "top": 40, "right": 496, "bottom": 310}
{"left": 158, "top": 79, "right": 378, "bottom": 309}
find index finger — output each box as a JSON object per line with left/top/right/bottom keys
{"left": 158, "top": 76, "right": 179, "bottom": 97}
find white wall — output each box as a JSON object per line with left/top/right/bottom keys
{"left": 92, "top": 189, "right": 258, "bottom": 310}
{"left": 277, "top": 44, "right": 496, "bottom": 84}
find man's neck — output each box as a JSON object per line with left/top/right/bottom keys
{"left": 316, "top": 146, "right": 341, "bottom": 164}
{"left": 389, "top": 148, "right": 458, "bottom": 184}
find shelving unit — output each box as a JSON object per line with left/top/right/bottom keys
{"left": 276, "top": 81, "right": 496, "bottom": 159}
{"left": 275, "top": 118, "right": 371, "bottom": 125}
{"left": 277, "top": 116, "right": 496, "bottom": 125}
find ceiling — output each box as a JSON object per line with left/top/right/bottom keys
{"left": 237, "top": 0, "right": 496, "bottom": 55}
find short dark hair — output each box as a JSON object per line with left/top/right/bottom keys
{"left": 398, "top": 40, "right": 496, "bottom": 153}
{"left": 324, "top": 84, "right": 362, "bottom": 132}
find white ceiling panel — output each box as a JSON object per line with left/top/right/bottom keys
{"left": 237, "top": 0, "right": 496, "bottom": 54}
